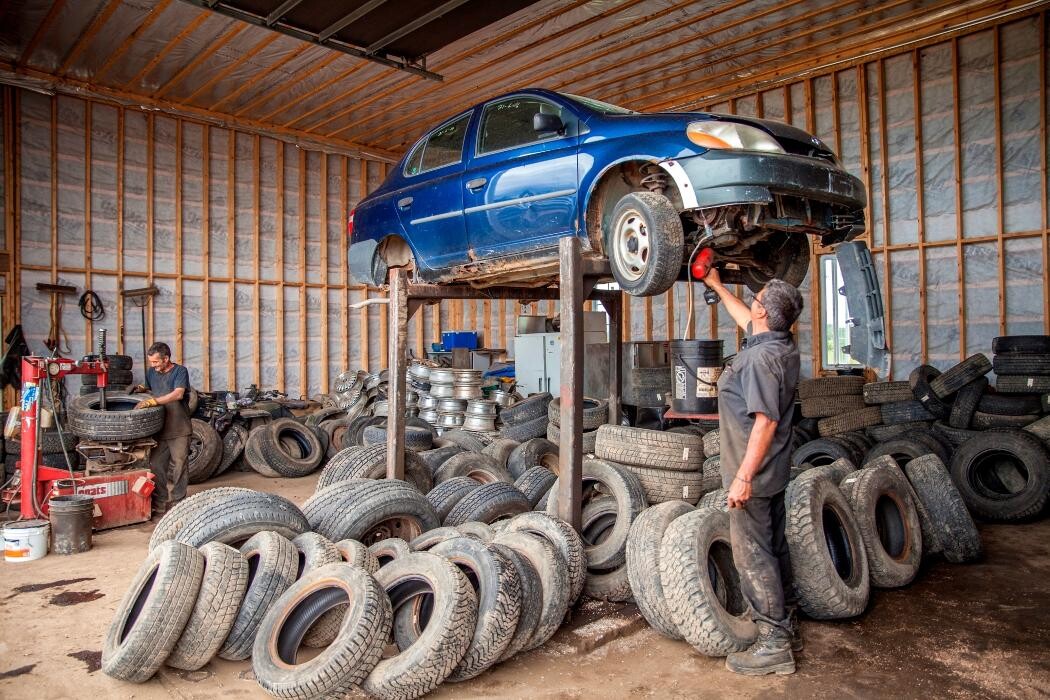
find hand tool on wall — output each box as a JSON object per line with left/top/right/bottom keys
{"left": 121, "top": 285, "right": 159, "bottom": 368}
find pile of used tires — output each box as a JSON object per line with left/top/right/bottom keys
{"left": 102, "top": 479, "right": 585, "bottom": 699}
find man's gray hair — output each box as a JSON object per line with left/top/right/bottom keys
{"left": 762, "top": 279, "right": 804, "bottom": 332}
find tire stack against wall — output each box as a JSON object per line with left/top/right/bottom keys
{"left": 79, "top": 354, "right": 135, "bottom": 395}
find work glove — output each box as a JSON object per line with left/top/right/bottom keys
{"left": 128, "top": 384, "right": 149, "bottom": 394}
{"left": 135, "top": 398, "right": 158, "bottom": 409}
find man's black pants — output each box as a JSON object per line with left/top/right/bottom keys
{"left": 728, "top": 491, "right": 795, "bottom": 629}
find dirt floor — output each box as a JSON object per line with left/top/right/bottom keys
{"left": 1, "top": 468, "right": 1048, "bottom": 699}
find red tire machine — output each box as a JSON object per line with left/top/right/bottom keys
{"left": 13, "top": 329, "right": 154, "bottom": 528}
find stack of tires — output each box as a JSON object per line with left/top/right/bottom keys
{"left": 79, "top": 354, "right": 135, "bottom": 395}
{"left": 546, "top": 396, "right": 608, "bottom": 453}
{"left": 498, "top": 392, "right": 553, "bottom": 442}
{"left": 242, "top": 417, "right": 327, "bottom": 479}
{"left": 798, "top": 375, "right": 882, "bottom": 438}
{"left": 593, "top": 425, "right": 706, "bottom": 505}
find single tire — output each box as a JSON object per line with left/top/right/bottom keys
{"left": 490, "top": 531, "right": 570, "bottom": 650}
{"left": 660, "top": 507, "right": 756, "bottom": 655}
{"left": 620, "top": 463, "right": 704, "bottom": 504}
{"left": 801, "top": 394, "right": 867, "bottom": 418}
{"left": 419, "top": 444, "right": 465, "bottom": 472}
{"left": 607, "top": 190, "right": 684, "bottom": 297}
{"left": 498, "top": 415, "right": 548, "bottom": 442}
{"left": 251, "top": 563, "right": 392, "bottom": 700}
{"left": 219, "top": 531, "right": 299, "bottom": 661}
{"left": 434, "top": 451, "right": 513, "bottom": 485}
{"left": 866, "top": 420, "right": 931, "bottom": 442}
{"left": 302, "top": 478, "right": 440, "bottom": 545}
{"left": 702, "top": 455, "right": 722, "bottom": 492}
{"left": 698, "top": 487, "right": 728, "bottom": 511}
{"left": 798, "top": 376, "right": 865, "bottom": 400}
{"left": 513, "top": 466, "right": 557, "bottom": 508}
{"left": 977, "top": 392, "right": 1044, "bottom": 416}
{"left": 444, "top": 482, "right": 531, "bottom": 526}
{"left": 546, "top": 422, "right": 597, "bottom": 454}
{"left": 733, "top": 230, "right": 811, "bottom": 291}
{"left": 82, "top": 368, "right": 134, "bottom": 386}
{"left": 817, "top": 406, "right": 883, "bottom": 437}
{"left": 292, "top": 532, "right": 341, "bottom": 578}
{"left": 362, "top": 424, "right": 434, "bottom": 452}
{"left": 595, "top": 424, "right": 703, "bottom": 471}
{"left": 993, "top": 335, "right": 1050, "bottom": 354}
{"left": 426, "top": 477, "right": 482, "bottom": 522}
{"left": 992, "top": 353, "right": 1050, "bottom": 376}
{"left": 430, "top": 537, "right": 522, "bottom": 681}
{"left": 507, "top": 438, "right": 559, "bottom": 479}
{"left": 503, "top": 510, "right": 587, "bottom": 606}
{"left": 498, "top": 392, "right": 552, "bottom": 427}
{"left": 791, "top": 438, "right": 853, "bottom": 469}
{"left": 702, "top": 429, "right": 720, "bottom": 458}
{"left": 166, "top": 542, "right": 250, "bottom": 671}
{"left": 480, "top": 438, "right": 520, "bottom": 469}
{"left": 408, "top": 527, "right": 464, "bottom": 552}
{"left": 995, "top": 375, "right": 1050, "bottom": 394}
{"left": 316, "top": 444, "right": 431, "bottom": 494}
{"left": 626, "top": 500, "right": 694, "bottom": 639}
{"left": 260, "top": 419, "right": 325, "bottom": 477}
{"left": 216, "top": 424, "right": 249, "bottom": 477}
{"left": 545, "top": 458, "right": 649, "bottom": 569}
{"left": 949, "top": 377, "right": 988, "bottom": 429}
{"left": 862, "top": 380, "right": 913, "bottom": 405}
{"left": 440, "top": 429, "right": 490, "bottom": 452}
{"left": 148, "top": 488, "right": 309, "bottom": 551}
{"left": 489, "top": 543, "right": 543, "bottom": 663}
{"left": 334, "top": 539, "right": 380, "bottom": 574}
{"left": 362, "top": 553, "right": 478, "bottom": 699}
{"left": 904, "top": 454, "right": 982, "bottom": 563}
{"left": 909, "top": 365, "right": 951, "bottom": 419}
{"left": 929, "top": 353, "right": 992, "bottom": 398}
{"left": 547, "top": 396, "right": 609, "bottom": 430}
{"left": 839, "top": 465, "right": 922, "bottom": 588}
{"left": 187, "top": 419, "right": 223, "bottom": 484}
{"left": 785, "top": 471, "right": 870, "bottom": 619}
{"left": 971, "top": 411, "right": 1040, "bottom": 430}
{"left": 68, "top": 393, "right": 164, "bottom": 441}
{"left": 864, "top": 437, "right": 939, "bottom": 471}
{"left": 948, "top": 430, "right": 1050, "bottom": 521}
{"left": 1025, "top": 416, "right": 1050, "bottom": 445}
{"left": 368, "top": 537, "right": 411, "bottom": 567}
{"left": 880, "top": 400, "right": 937, "bottom": 425}
{"left": 102, "top": 541, "right": 205, "bottom": 682}
{"left": 932, "top": 421, "right": 982, "bottom": 449}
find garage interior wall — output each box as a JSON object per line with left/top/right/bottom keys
{"left": 1, "top": 11, "right": 1047, "bottom": 396}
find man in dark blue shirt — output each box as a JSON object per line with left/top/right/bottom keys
{"left": 130, "top": 342, "right": 192, "bottom": 516}
{"left": 702, "top": 267, "right": 803, "bottom": 676}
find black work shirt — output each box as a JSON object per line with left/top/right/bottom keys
{"left": 717, "top": 329, "right": 800, "bottom": 497}
{"left": 146, "top": 363, "right": 192, "bottom": 439}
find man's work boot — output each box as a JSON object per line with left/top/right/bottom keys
{"left": 725, "top": 622, "right": 796, "bottom": 676}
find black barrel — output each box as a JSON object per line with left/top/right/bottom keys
{"left": 48, "top": 494, "right": 94, "bottom": 555}
{"left": 670, "top": 339, "right": 724, "bottom": 414}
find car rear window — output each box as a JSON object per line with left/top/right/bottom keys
{"left": 405, "top": 112, "right": 471, "bottom": 176}
{"left": 478, "top": 98, "right": 564, "bottom": 154}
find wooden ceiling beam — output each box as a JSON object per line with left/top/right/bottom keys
{"left": 184, "top": 32, "right": 280, "bottom": 104}
{"left": 152, "top": 20, "right": 247, "bottom": 98}
{"left": 92, "top": 0, "right": 173, "bottom": 82}
{"left": 57, "top": 0, "right": 121, "bottom": 75}
{"left": 264, "top": 61, "right": 368, "bottom": 124}
{"left": 18, "top": 0, "right": 66, "bottom": 66}
{"left": 230, "top": 51, "right": 342, "bottom": 117}
{"left": 123, "top": 11, "right": 211, "bottom": 90}
{"left": 208, "top": 42, "right": 313, "bottom": 110}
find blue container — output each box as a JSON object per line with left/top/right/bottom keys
{"left": 441, "top": 331, "right": 478, "bottom": 350}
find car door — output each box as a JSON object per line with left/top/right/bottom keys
{"left": 463, "top": 96, "right": 579, "bottom": 259}
{"left": 395, "top": 111, "right": 472, "bottom": 271}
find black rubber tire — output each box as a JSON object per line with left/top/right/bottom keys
{"left": 785, "top": 470, "right": 870, "bottom": 619}
{"left": 993, "top": 335, "right": 1050, "bottom": 354}
{"left": 817, "top": 406, "right": 883, "bottom": 437}
{"left": 187, "top": 419, "right": 224, "bottom": 484}
{"left": 491, "top": 530, "right": 571, "bottom": 649}
{"left": 594, "top": 424, "right": 704, "bottom": 471}
{"left": 408, "top": 527, "right": 465, "bottom": 552}
{"left": 623, "top": 367, "right": 672, "bottom": 407}
{"left": 251, "top": 563, "right": 391, "bottom": 700}
{"left": 801, "top": 394, "right": 866, "bottom": 418}
{"left": 260, "top": 419, "right": 325, "bottom": 477}
{"left": 660, "top": 507, "right": 756, "bottom": 654}
{"left": 513, "top": 466, "right": 557, "bottom": 508}
{"left": 79, "top": 384, "right": 131, "bottom": 395}
{"left": 419, "top": 444, "right": 465, "bottom": 472}
{"left": 880, "top": 400, "right": 937, "bottom": 425}
{"left": 791, "top": 438, "right": 854, "bottom": 469}
{"left": 489, "top": 543, "right": 543, "bottom": 662}
{"left": 362, "top": 424, "right": 434, "bottom": 452}
{"left": 1026, "top": 416, "right": 1050, "bottom": 445}
{"left": 798, "top": 376, "right": 865, "bottom": 400}
{"left": 102, "top": 541, "right": 205, "bottom": 682}
{"left": 334, "top": 539, "right": 380, "bottom": 574}
{"left": 148, "top": 487, "right": 310, "bottom": 551}
{"left": 698, "top": 488, "right": 728, "bottom": 511}
{"left": 304, "top": 406, "right": 345, "bottom": 426}
{"left": 995, "top": 375, "right": 1050, "bottom": 394}
{"left": 68, "top": 393, "right": 164, "bottom": 440}
{"left": 480, "top": 438, "right": 519, "bottom": 469}
{"left": 866, "top": 420, "right": 931, "bottom": 442}
{"left": 992, "top": 353, "right": 1050, "bottom": 376}
{"left": 702, "top": 429, "right": 720, "bottom": 458}
{"left": 909, "top": 430, "right": 953, "bottom": 464}
{"left": 607, "top": 191, "right": 684, "bottom": 297}
{"left": 839, "top": 465, "right": 922, "bottom": 588}
{"left": 216, "top": 424, "right": 248, "bottom": 477}
{"left": 619, "top": 463, "right": 704, "bottom": 504}
{"left": 8, "top": 429, "right": 78, "bottom": 455}
{"left": 498, "top": 415, "right": 548, "bottom": 442}
{"left": 929, "top": 353, "right": 992, "bottom": 398}
{"left": 580, "top": 499, "right": 633, "bottom": 603}
{"left": 429, "top": 536, "right": 522, "bottom": 681}
{"left": 219, "top": 531, "right": 299, "bottom": 661}
{"left": 434, "top": 451, "right": 512, "bottom": 485}
{"left": 302, "top": 478, "right": 440, "bottom": 545}
{"left": 507, "top": 438, "right": 559, "bottom": 479}
{"left": 426, "top": 477, "right": 482, "bottom": 522}
{"left": 346, "top": 416, "right": 382, "bottom": 447}
{"left": 499, "top": 392, "right": 552, "bottom": 427}
{"left": 863, "top": 437, "right": 939, "bottom": 471}
{"left": 82, "top": 368, "right": 134, "bottom": 386}
{"left": 971, "top": 411, "right": 1040, "bottom": 429}
{"left": 362, "top": 552, "right": 478, "bottom": 699}
{"left": 702, "top": 455, "right": 722, "bottom": 492}
{"left": 862, "top": 380, "right": 914, "bottom": 405}
{"left": 503, "top": 510, "right": 587, "bottom": 606}
{"left": 627, "top": 500, "right": 694, "bottom": 640}
{"left": 444, "top": 482, "right": 531, "bottom": 526}
{"left": 440, "top": 429, "right": 490, "bottom": 452}
{"left": 546, "top": 458, "right": 648, "bottom": 569}
{"left": 545, "top": 422, "right": 597, "bottom": 454}
{"left": 822, "top": 436, "right": 864, "bottom": 465}
{"left": 977, "top": 392, "right": 1044, "bottom": 416}
{"left": 316, "top": 444, "right": 432, "bottom": 494}
{"left": 368, "top": 537, "right": 411, "bottom": 567}
{"left": 547, "top": 397, "right": 609, "bottom": 430}
{"left": 321, "top": 417, "right": 352, "bottom": 459}
{"left": 166, "top": 542, "right": 250, "bottom": 671}
{"left": 904, "top": 454, "right": 982, "bottom": 563}
{"left": 909, "top": 365, "right": 951, "bottom": 420}
{"left": 949, "top": 377, "right": 988, "bottom": 429}
{"left": 291, "top": 532, "right": 341, "bottom": 578}
{"left": 948, "top": 430, "right": 1050, "bottom": 521}
{"left": 244, "top": 428, "right": 283, "bottom": 478}
{"left": 932, "top": 421, "right": 983, "bottom": 449}
{"left": 808, "top": 456, "right": 858, "bottom": 486}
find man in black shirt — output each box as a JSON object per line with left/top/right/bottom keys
{"left": 131, "top": 342, "right": 192, "bottom": 516}
{"left": 701, "top": 267, "right": 803, "bottom": 676}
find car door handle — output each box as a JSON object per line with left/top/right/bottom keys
{"left": 465, "top": 178, "right": 487, "bottom": 192}
{"left": 397, "top": 196, "right": 413, "bottom": 209}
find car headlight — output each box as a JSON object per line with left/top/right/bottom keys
{"left": 686, "top": 121, "right": 785, "bottom": 153}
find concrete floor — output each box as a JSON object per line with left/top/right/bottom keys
{"left": 1, "top": 469, "right": 1048, "bottom": 699}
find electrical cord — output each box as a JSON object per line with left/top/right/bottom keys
{"left": 79, "top": 290, "right": 105, "bottom": 322}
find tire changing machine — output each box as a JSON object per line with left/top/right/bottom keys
{"left": 384, "top": 237, "right": 623, "bottom": 531}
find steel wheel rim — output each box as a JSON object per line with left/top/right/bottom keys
{"left": 364, "top": 516, "right": 422, "bottom": 544}
{"left": 613, "top": 208, "right": 649, "bottom": 282}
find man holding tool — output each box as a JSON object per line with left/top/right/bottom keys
{"left": 699, "top": 266, "right": 803, "bottom": 676}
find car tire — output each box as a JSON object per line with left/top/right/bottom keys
{"left": 513, "top": 466, "right": 557, "bottom": 508}
{"left": 948, "top": 430, "right": 1050, "bottom": 521}
{"left": 302, "top": 478, "right": 440, "bottom": 544}
{"left": 735, "top": 231, "right": 811, "bottom": 292}
{"left": 503, "top": 510, "right": 587, "bottom": 606}
{"left": 426, "top": 476, "right": 482, "bottom": 521}
{"left": 607, "top": 191, "right": 684, "bottom": 297}
{"left": 490, "top": 531, "right": 570, "bottom": 649}
{"left": 904, "top": 454, "right": 982, "bottom": 563}
{"left": 626, "top": 500, "right": 694, "bottom": 640}
{"left": 187, "top": 419, "right": 223, "bottom": 484}
{"left": 443, "top": 482, "right": 531, "bottom": 526}
{"left": 507, "top": 438, "right": 559, "bottom": 479}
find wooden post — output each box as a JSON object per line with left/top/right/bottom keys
{"left": 911, "top": 51, "right": 929, "bottom": 363}
{"left": 952, "top": 38, "right": 967, "bottom": 359}
{"left": 320, "top": 153, "right": 330, "bottom": 391}
{"left": 275, "top": 143, "right": 286, "bottom": 392}
{"left": 201, "top": 124, "right": 211, "bottom": 390}
{"left": 298, "top": 147, "right": 308, "bottom": 396}
{"left": 227, "top": 130, "right": 237, "bottom": 388}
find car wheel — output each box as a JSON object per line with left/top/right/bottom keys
{"left": 732, "top": 231, "right": 811, "bottom": 292}
{"left": 608, "top": 191, "right": 683, "bottom": 297}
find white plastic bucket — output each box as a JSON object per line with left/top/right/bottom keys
{"left": 3, "top": 519, "right": 50, "bottom": 562}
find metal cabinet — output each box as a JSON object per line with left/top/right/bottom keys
{"left": 515, "top": 332, "right": 609, "bottom": 397}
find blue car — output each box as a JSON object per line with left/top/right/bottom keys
{"left": 348, "top": 88, "right": 867, "bottom": 297}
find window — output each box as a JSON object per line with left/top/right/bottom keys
{"left": 478, "top": 98, "right": 565, "bottom": 154}
{"left": 821, "top": 256, "right": 859, "bottom": 368}
{"left": 404, "top": 112, "right": 470, "bottom": 176}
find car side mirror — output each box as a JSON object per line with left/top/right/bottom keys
{"left": 533, "top": 112, "right": 564, "bottom": 134}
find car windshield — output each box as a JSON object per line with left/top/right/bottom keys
{"left": 561, "top": 93, "right": 637, "bottom": 115}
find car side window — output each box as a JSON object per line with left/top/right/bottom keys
{"left": 478, "top": 98, "right": 565, "bottom": 155}
{"left": 404, "top": 112, "right": 471, "bottom": 177}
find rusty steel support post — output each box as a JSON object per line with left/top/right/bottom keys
{"left": 557, "top": 236, "right": 584, "bottom": 532}
{"left": 605, "top": 291, "right": 623, "bottom": 427}
{"left": 386, "top": 267, "right": 408, "bottom": 480}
